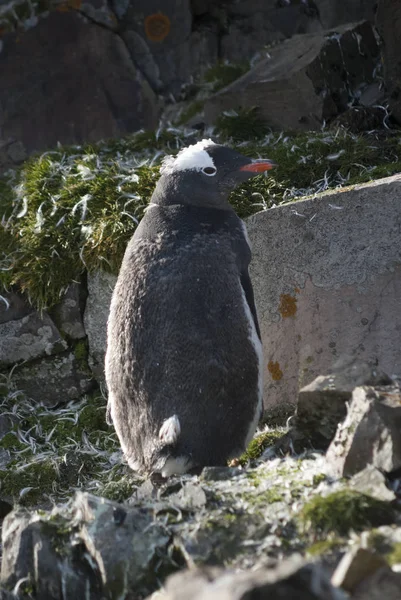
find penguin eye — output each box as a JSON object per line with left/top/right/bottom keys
{"left": 202, "top": 166, "right": 217, "bottom": 176}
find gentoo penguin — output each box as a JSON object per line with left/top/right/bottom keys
{"left": 105, "top": 139, "right": 275, "bottom": 477}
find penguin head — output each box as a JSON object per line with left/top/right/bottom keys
{"left": 154, "top": 139, "right": 275, "bottom": 209}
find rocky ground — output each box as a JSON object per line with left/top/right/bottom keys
{"left": 2, "top": 364, "right": 401, "bottom": 599}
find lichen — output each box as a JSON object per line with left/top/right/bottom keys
{"left": 298, "top": 490, "right": 395, "bottom": 538}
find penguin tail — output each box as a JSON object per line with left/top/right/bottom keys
{"left": 158, "top": 414, "right": 181, "bottom": 446}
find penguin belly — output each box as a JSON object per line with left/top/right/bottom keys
{"left": 105, "top": 228, "right": 262, "bottom": 476}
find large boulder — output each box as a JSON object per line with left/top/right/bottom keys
{"left": 245, "top": 174, "right": 401, "bottom": 411}
{"left": 326, "top": 384, "right": 401, "bottom": 477}
{"left": 0, "top": 10, "right": 159, "bottom": 172}
{"left": 204, "top": 21, "right": 379, "bottom": 131}
{"left": 376, "top": 0, "right": 401, "bottom": 125}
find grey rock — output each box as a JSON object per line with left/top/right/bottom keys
{"left": 50, "top": 282, "right": 86, "bottom": 340}
{"left": 1, "top": 492, "right": 171, "bottom": 598}
{"left": 331, "top": 547, "right": 388, "bottom": 592}
{"left": 0, "top": 312, "right": 66, "bottom": 369}
{"left": 246, "top": 174, "right": 401, "bottom": 412}
{"left": 326, "top": 385, "right": 401, "bottom": 477}
{"left": 84, "top": 270, "right": 117, "bottom": 382}
{"left": 220, "top": 0, "right": 322, "bottom": 62}
{"left": 6, "top": 140, "right": 27, "bottom": 163}
{"left": 200, "top": 466, "right": 243, "bottom": 481}
{"left": 353, "top": 565, "right": 401, "bottom": 599}
{"left": 123, "top": 29, "right": 163, "bottom": 91}
{"left": 169, "top": 482, "right": 207, "bottom": 510}
{"left": 0, "top": 290, "right": 33, "bottom": 324}
{"left": 350, "top": 465, "right": 396, "bottom": 502}
{"left": 205, "top": 21, "right": 379, "bottom": 131}
{"left": 80, "top": 0, "right": 117, "bottom": 30}
{"left": 295, "top": 361, "right": 392, "bottom": 449}
{"left": 9, "top": 351, "right": 95, "bottom": 406}
{"left": 318, "top": 0, "right": 376, "bottom": 29}
{"left": 118, "top": 0, "right": 192, "bottom": 95}
{"left": 0, "top": 11, "right": 159, "bottom": 171}
{"left": 157, "top": 558, "right": 346, "bottom": 600}
{"left": 376, "top": 0, "right": 401, "bottom": 125}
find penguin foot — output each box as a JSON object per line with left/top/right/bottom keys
{"left": 159, "top": 414, "right": 181, "bottom": 446}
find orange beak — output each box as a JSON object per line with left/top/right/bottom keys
{"left": 239, "top": 159, "right": 276, "bottom": 173}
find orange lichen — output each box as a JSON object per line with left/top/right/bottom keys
{"left": 144, "top": 13, "right": 171, "bottom": 42}
{"left": 279, "top": 294, "right": 297, "bottom": 318}
{"left": 56, "top": 0, "right": 81, "bottom": 11}
{"left": 268, "top": 361, "right": 283, "bottom": 381}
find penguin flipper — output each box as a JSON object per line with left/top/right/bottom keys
{"left": 240, "top": 270, "right": 261, "bottom": 339}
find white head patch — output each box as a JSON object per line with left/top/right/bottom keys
{"left": 160, "top": 139, "right": 216, "bottom": 175}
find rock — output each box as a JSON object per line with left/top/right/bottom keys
{"left": 245, "top": 174, "right": 401, "bottom": 412}
{"left": 295, "top": 361, "right": 393, "bottom": 449}
{"left": 84, "top": 270, "right": 117, "bottom": 382}
{"left": 220, "top": 0, "right": 322, "bottom": 63}
{"left": 0, "top": 290, "right": 33, "bottom": 324}
{"left": 350, "top": 465, "right": 396, "bottom": 502}
{"left": 1, "top": 492, "right": 171, "bottom": 599}
{"left": 376, "top": 0, "right": 401, "bottom": 125}
{"left": 6, "top": 140, "right": 27, "bottom": 164}
{"left": 118, "top": 0, "right": 193, "bottom": 94}
{"left": 331, "top": 106, "right": 388, "bottom": 133}
{"left": 50, "top": 282, "right": 86, "bottom": 340}
{"left": 200, "top": 466, "right": 243, "bottom": 481}
{"left": 331, "top": 547, "right": 388, "bottom": 592}
{"left": 353, "top": 565, "right": 401, "bottom": 599}
{"left": 326, "top": 384, "right": 401, "bottom": 477}
{"left": 205, "top": 21, "right": 380, "bottom": 131}
{"left": 169, "top": 482, "right": 207, "bottom": 510}
{"left": 9, "top": 351, "right": 95, "bottom": 406}
{"left": 318, "top": 0, "right": 377, "bottom": 29}
{"left": 0, "top": 11, "right": 159, "bottom": 172}
{"left": 0, "top": 312, "right": 66, "bottom": 369}
{"left": 157, "top": 558, "right": 346, "bottom": 600}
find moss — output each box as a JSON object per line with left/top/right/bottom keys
{"left": 99, "top": 473, "right": 141, "bottom": 502}
{"left": 216, "top": 107, "right": 270, "bottom": 141}
{"left": 0, "top": 389, "right": 121, "bottom": 506}
{"left": 298, "top": 490, "right": 395, "bottom": 539}
{"left": 73, "top": 339, "right": 90, "bottom": 372}
{"left": 237, "top": 430, "right": 283, "bottom": 466}
{"left": 387, "top": 543, "right": 401, "bottom": 566}
{"left": 306, "top": 536, "right": 344, "bottom": 557}
{"left": 203, "top": 61, "right": 250, "bottom": 92}
{"left": 2, "top": 128, "right": 401, "bottom": 309}
{"left": 242, "top": 486, "right": 285, "bottom": 505}
{"left": 176, "top": 99, "right": 205, "bottom": 126}
{"left": 0, "top": 459, "right": 58, "bottom": 504}
{"left": 312, "top": 473, "right": 327, "bottom": 486}
{"left": 0, "top": 431, "right": 25, "bottom": 450}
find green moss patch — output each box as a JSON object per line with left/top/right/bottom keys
{"left": 0, "top": 380, "right": 141, "bottom": 506}
{"left": 298, "top": 490, "right": 395, "bottom": 539}
{"left": 203, "top": 61, "right": 250, "bottom": 92}
{"left": 1, "top": 127, "right": 401, "bottom": 309}
{"left": 237, "top": 429, "right": 284, "bottom": 466}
